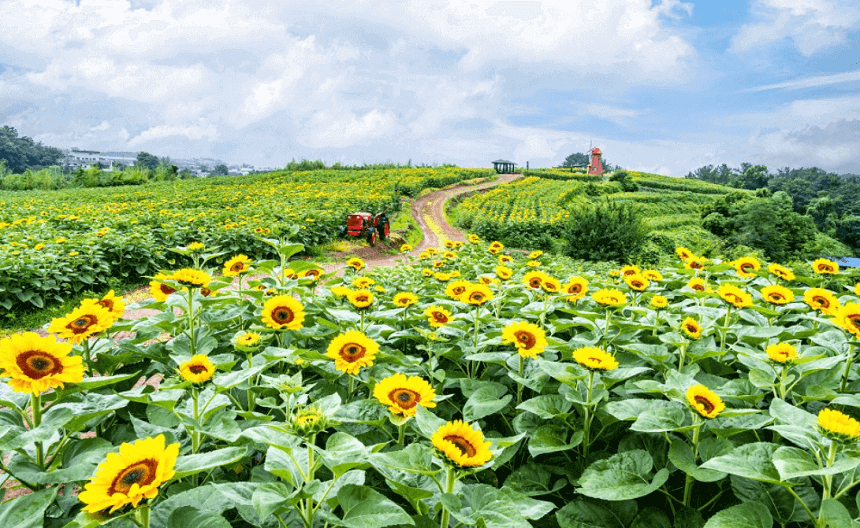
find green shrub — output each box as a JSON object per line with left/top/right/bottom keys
{"left": 560, "top": 198, "right": 649, "bottom": 263}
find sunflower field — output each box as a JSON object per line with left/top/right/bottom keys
{"left": 0, "top": 167, "right": 493, "bottom": 314}
{"left": 4, "top": 232, "right": 860, "bottom": 527}
{"left": 451, "top": 173, "right": 730, "bottom": 251}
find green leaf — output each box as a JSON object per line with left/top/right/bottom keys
{"left": 629, "top": 507, "right": 671, "bottom": 528}
{"left": 251, "top": 482, "right": 295, "bottom": 521}
{"left": 151, "top": 482, "right": 259, "bottom": 528}
{"left": 576, "top": 450, "right": 669, "bottom": 501}
{"left": 668, "top": 439, "right": 727, "bottom": 483}
{"left": 413, "top": 405, "right": 447, "bottom": 439}
{"left": 528, "top": 425, "right": 583, "bottom": 456}
{"left": 463, "top": 386, "right": 512, "bottom": 421}
{"left": 730, "top": 475, "right": 817, "bottom": 525}
{"left": 702, "top": 502, "right": 773, "bottom": 528}
{"left": 0, "top": 487, "right": 58, "bottom": 528}
{"left": 502, "top": 462, "right": 567, "bottom": 497}
{"left": 700, "top": 443, "right": 782, "bottom": 483}
{"left": 555, "top": 498, "right": 637, "bottom": 528}
{"left": 516, "top": 394, "right": 573, "bottom": 419}
{"left": 173, "top": 447, "right": 247, "bottom": 479}
{"left": 167, "top": 506, "right": 231, "bottom": 528}
{"left": 440, "top": 484, "right": 554, "bottom": 528}
{"left": 819, "top": 498, "right": 860, "bottom": 528}
{"left": 772, "top": 446, "right": 860, "bottom": 480}
{"left": 322, "top": 432, "right": 373, "bottom": 477}
{"left": 336, "top": 484, "right": 415, "bottom": 527}
{"left": 371, "top": 443, "right": 440, "bottom": 476}
{"left": 605, "top": 399, "right": 674, "bottom": 421}
{"left": 630, "top": 406, "right": 689, "bottom": 433}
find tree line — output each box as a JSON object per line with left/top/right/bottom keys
{"left": 687, "top": 163, "right": 860, "bottom": 255}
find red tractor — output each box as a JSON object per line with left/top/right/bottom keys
{"left": 339, "top": 211, "right": 390, "bottom": 246}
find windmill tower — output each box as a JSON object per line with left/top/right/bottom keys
{"left": 587, "top": 147, "right": 603, "bottom": 176}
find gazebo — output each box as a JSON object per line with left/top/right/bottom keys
{"left": 492, "top": 159, "right": 517, "bottom": 174}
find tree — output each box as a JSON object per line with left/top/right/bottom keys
{"left": 136, "top": 152, "right": 160, "bottom": 171}
{"left": 560, "top": 198, "right": 648, "bottom": 263}
{"left": 562, "top": 152, "right": 589, "bottom": 167}
{"left": 210, "top": 164, "right": 229, "bottom": 176}
{"left": 0, "top": 125, "right": 63, "bottom": 173}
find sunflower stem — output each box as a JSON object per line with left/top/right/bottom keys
{"left": 841, "top": 343, "right": 856, "bottom": 392}
{"left": 822, "top": 440, "right": 839, "bottom": 503}
{"left": 440, "top": 466, "right": 456, "bottom": 528}
{"left": 360, "top": 311, "right": 365, "bottom": 333}
{"left": 31, "top": 393, "right": 44, "bottom": 471}
{"left": 83, "top": 340, "right": 93, "bottom": 374}
{"left": 397, "top": 423, "right": 406, "bottom": 446}
{"left": 603, "top": 309, "right": 611, "bottom": 342}
{"left": 347, "top": 375, "right": 354, "bottom": 403}
{"left": 135, "top": 504, "right": 151, "bottom": 528}
{"left": 516, "top": 355, "right": 525, "bottom": 406}
{"left": 682, "top": 415, "right": 702, "bottom": 507}
{"left": 719, "top": 305, "right": 732, "bottom": 357}
{"left": 187, "top": 289, "right": 196, "bottom": 358}
{"left": 583, "top": 370, "right": 594, "bottom": 459}
{"left": 678, "top": 342, "right": 688, "bottom": 371}
{"left": 191, "top": 386, "right": 201, "bottom": 486}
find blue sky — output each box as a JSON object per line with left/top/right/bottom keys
{"left": 0, "top": 0, "right": 858, "bottom": 176}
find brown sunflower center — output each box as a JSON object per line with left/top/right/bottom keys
{"left": 109, "top": 459, "right": 158, "bottom": 496}
{"left": 690, "top": 261, "right": 703, "bottom": 269}
{"left": 515, "top": 331, "right": 536, "bottom": 349}
{"left": 726, "top": 294, "right": 741, "bottom": 304}
{"left": 340, "top": 344, "right": 366, "bottom": 362}
{"left": 469, "top": 292, "right": 485, "bottom": 302}
{"left": 769, "top": 294, "right": 785, "bottom": 302}
{"left": 813, "top": 296, "right": 830, "bottom": 309}
{"left": 99, "top": 299, "right": 115, "bottom": 311}
{"left": 160, "top": 284, "right": 177, "bottom": 295}
{"left": 389, "top": 388, "right": 421, "bottom": 409}
{"left": 453, "top": 286, "right": 466, "bottom": 295}
{"left": 444, "top": 435, "right": 477, "bottom": 457}
{"left": 692, "top": 284, "right": 704, "bottom": 292}
{"left": 529, "top": 279, "right": 542, "bottom": 288}
{"left": 685, "top": 324, "right": 698, "bottom": 333}
{"left": 16, "top": 350, "right": 63, "bottom": 379}
{"left": 694, "top": 396, "right": 714, "bottom": 413}
{"left": 354, "top": 295, "right": 369, "bottom": 303}
{"left": 741, "top": 264, "right": 754, "bottom": 273}
{"left": 273, "top": 307, "right": 295, "bottom": 324}
{"left": 847, "top": 316, "right": 860, "bottom": 329}
{"left": 188, "top": 364, "right": 208, "bottom": 374}
{"left": 231, "top": 263, "right": 244, "bottom": 272}
{"left": 432, "top": 312, "right": 448, "bottom": 323}
{"left": 544, "top": 283, "right": 558, "bottom": 291}
{"left": 67, "top": 315, "right": 97, "bottom": 334}
{"left": 589, "top": 356, "right": 602, "bottom": 364}
{"left": 819, "top": 264, "right": 834, "bottom": 273}
{"left": 631, "top": 281, "right": 644, "bottom": 289}
{"left": 568, "top": 284, "right": 582, "bottom": 294}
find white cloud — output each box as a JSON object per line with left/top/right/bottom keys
{"left": 731, "top": 0, "right": 860, "bottom": 56}
{"left": 128, "top": 124, "right": 218, "bottom": 146}
{"left": 743, "top": 69, "right": 860, "bottom": 91}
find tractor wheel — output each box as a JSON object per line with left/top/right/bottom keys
{"left": 379, "top": 219, "right": 390, "bottom": 241}
{"left": 367, "top": 229, "right": 377, "bottom": 247}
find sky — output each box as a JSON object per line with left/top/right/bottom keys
{"left": 0, "top": 0, "right": 858, "bottom": 176}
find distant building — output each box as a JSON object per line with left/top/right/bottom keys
{"left": 587, "top": 147, "right": 603, "bottom": 176}
{"left": 492, "top": 159, "right": 517, "bottom": 174}
{"left": 64, "top": 149, "right": 137, "bottom": 169}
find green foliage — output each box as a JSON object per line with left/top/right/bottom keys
{"left": 609, "top": 170, "right": 638, "bottom": 192}
{"left": 0, "top": 125, "right": 64, "bottom": 173}
{"left": 560, "top": 198, "right": 648, "bottom": 263}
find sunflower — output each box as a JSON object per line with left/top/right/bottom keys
{"left": 298, "top": 267, "right": 323, "bottom": 281}
{"left": 522, "top": 270, "right": 546, "bottom": 290}
{"left": 431, "top": 420, "right": 492, "bottom": 467}
{"left": 468, "top": 234, "right": 481, "bottom": 243}
{"left": 643, "top": 270, "right": 663, "bottom": 282}
{"left": 78, "top": 435, "right": 180, "bottom": 513}
{"left": 262, "top": 295, "right": 306, "bottom": 330}
{"left": 684, "top": 256, "right": 707, "bottom": 270}
{"left": 489, "top": 241, "right": 504, "bottom": 252}
{"left": 620, "top": 265, "right": 640, "bottom": 277}
{"left": 501, "top": 321, "right": 548, "bottom": 359}
{"left": 326, "top": 330, "right": 379, "bottom": 375}
{"left": 187, "top": 242, "right": 205, "bottom": 251}
{"left": 373, "top": 373, "right": 437, "bottom": 416}
{"left": 347, "top": 289, "right": 374, "bottom": 309}
{"left": 818, "top": 408, "right": 860, "bottom": 440}
{"left": 346, "top": 257, "right": 365, "bottom": 271}
{"left": 393, "top": 292, "right": 419, "bottom": 307}
{"left": 676, "top": 247, "right": 694, "bottom": 260}
{"left": 433, "top": 272, "right": 451, "bottom": 282}
{"left": 529, "top": 250, "right": 543, "bottom": 259}
{"left": 495, "top": 265, "right": 513, "bottom": 280}
{"left": 498, "top": 255, "right": 513, "bottom": 264}
{"left": 0, "top": 332, "right": 84, "bottom": 393}
{"left": 717, "top": 284, "right": 752, "bottom": 308}
{"left": 95, "top": 290, "right": 125, "bottom": 322}
{"left": 812, "top": 258, "right": 839, "bottom": 275}
{"left": 454, "top": 241, "right": 463, "bottom": 248}
{"left": 573, "top": 347, "right": 619, "bottom": 371}
{"left": 170, "top": 268, "right": 212, "bottom": 289}
{"left": 766, "top": 342, "right": 797, "bottom": 363}
{"left": 835, "top": 303, "right": 860, "bottom": 339}
{"left": 426, "top": 248, "right": 438, "bottom": 255}
{"left": 48, "top": 303, "right": 114, "bottom": 344}
{"left": 353, "top": 277, "right": 375, "bottom": 289}
{"left": 624, "top": 273, "right": 650, "bottom": 291}
{"left": 687, "top": 277, "right": 707, "bottom": 292}
{"left": 592, "top": 288, "right": 627, "bottom": 307}
{"left": 234, "top": 331, "right": 262, "bottom": 348}
{"left": 331, "top": 285, "right": 350, "bottom": 298}
{"left": 400, "top": 244, "right": 413, "bottom": 252}
{"left": 446, "top": 280, "right": 471, "bottom": 300}
{"left": 651, "top": 295, "right": 668, "bottom": 309}
{"left": 805, "top": 288, "right": 840, "bottom": 315}
{"left": 733, "top": 256, "right": 761, "bottom": 279}
{"left": 542, "top": 276, "right": 561, "bottom": 294}
{"left": 478, "top": 276, "right": 499, "bottom": 285}
{"left": 462, "top": 284, "right": 494, "bottom": 305}
{"left": 487, "top": 246, "right": 500, "bottom": 255}
{"left": 421, "top": 268, "right": 433, "bottom": 277}
{"left": 680, "top": 317, "right": 702, "bottom": 339}
{"left": 444, "top": 240, "right": 455, "bottom": 249}
{"left": 686, "top": 385, "right": 725, "bottom": 419}
{"left": 150, "top": 273, "right": 178, "bottom": 302}
{"left": 526, "top": 260, "right": 541, "bottom": 268}
{"left": 433, "top": 260, "right": 446, "bottom": 269}
{"left": 444, "top": 251, "right": 457, "bottom": 260}
{"left": 424, "top": 305, "right": 453, "bottom": 327}
{"left": 291, "top": 406, "right": 327, "bottom": 435}
{"left": 761, "top": 284, "right": 794, "bottom": 305}
{"left": 768, "top": 263, "right": 795, "bottom": 281}
{"left": 179, "top": 355, "right": 215, "bottom": 384}
{"left": 562, "top": 277, "right": 589, "bottom": 301}
{"left": 223, "top": 255, "right": 252, "bottom": 276}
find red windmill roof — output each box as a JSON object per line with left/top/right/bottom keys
{"left": 590, "top": 147, "right": 602, "bottom": 154}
